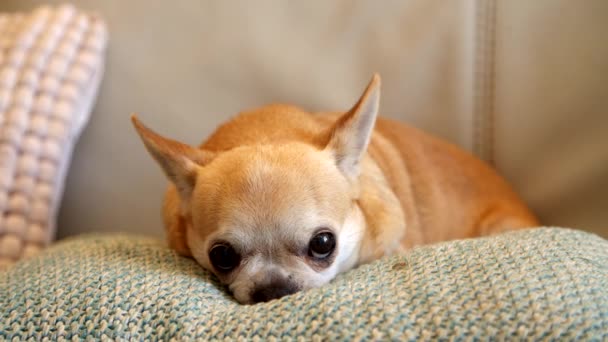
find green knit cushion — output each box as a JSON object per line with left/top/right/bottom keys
{"left": 1, "top": 228, "right": 607, "bottom": 340}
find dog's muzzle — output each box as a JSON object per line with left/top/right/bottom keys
{"left": 250, "top": 279, "right": 300, "bottom": 303}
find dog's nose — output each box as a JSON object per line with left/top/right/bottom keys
{"left": 250, "top": 280, "right": 300, "bottom": 303}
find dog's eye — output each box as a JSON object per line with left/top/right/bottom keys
{"left": 308, "top": 231, "right": 336, "bottom": 259}
{"left": 209, "top": 243, "right": 241, "bottom": 272}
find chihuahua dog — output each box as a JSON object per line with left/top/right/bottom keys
{"left": 132, "top": 74, "right": 538, "bottom": 304}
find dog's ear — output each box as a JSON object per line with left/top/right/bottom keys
{"left": 325, "top": 74, "right": 381, "bottom": 179}
{"left": 131, "top": 115, "right": 215, "bottom": 200}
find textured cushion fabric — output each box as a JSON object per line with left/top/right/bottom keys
{"left": 0, "top": 4, "right": 107, "bottom": 269}
{"left": 1, "top": 228, "right": 607, "bottom": 340}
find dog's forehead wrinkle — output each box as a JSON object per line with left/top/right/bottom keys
{"left": 216, "top": 218, "right": 305, "bottom": 256}
{"left": 223, "top": 155, "right": 325, "bottom": 229}
{"left": 210, "top": 143, "right": 348, "bottom": 223}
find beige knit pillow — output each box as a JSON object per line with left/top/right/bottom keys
{"left": 0, "top": 4, "right": 107, "bottom": 269}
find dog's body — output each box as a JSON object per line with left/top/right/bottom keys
{"left": 133, "top": 75, "right": 538, "bottom": 304}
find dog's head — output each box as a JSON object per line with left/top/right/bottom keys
{"left": 132, "top": 75, "right": 381, "bottom": 304}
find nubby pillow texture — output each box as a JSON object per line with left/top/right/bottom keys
{"left": 1, "top": 228, "right": 607, "bottom": 340}
{"left": 0, "top": 5, "right": 107, "bottom": 269}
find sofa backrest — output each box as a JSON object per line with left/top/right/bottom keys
{"left": 3, "top": 0, "right": 606, "bottom": 238}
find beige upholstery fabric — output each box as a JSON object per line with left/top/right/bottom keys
{"left": 1, "top": 0, "right": 606, "bottom": 238}
{"left": 0, "top": 5, "right": 106, "bottom": 268}
{"left": 493, "top": 1, "right": 608, "bottom": 237}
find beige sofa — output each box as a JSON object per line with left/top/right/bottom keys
{"left": 2, "top": 0, "right": 607, "bottom": 240}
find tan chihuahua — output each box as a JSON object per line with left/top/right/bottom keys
{"left": 132, "top": 74, "right": 538, "bottom": 304}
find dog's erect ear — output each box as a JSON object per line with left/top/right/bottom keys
{"left": 326, "top": 74, "right": 381, "bottom": 178}
{"left": 131, "top": 115, "right": 215, "bottom": 200}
